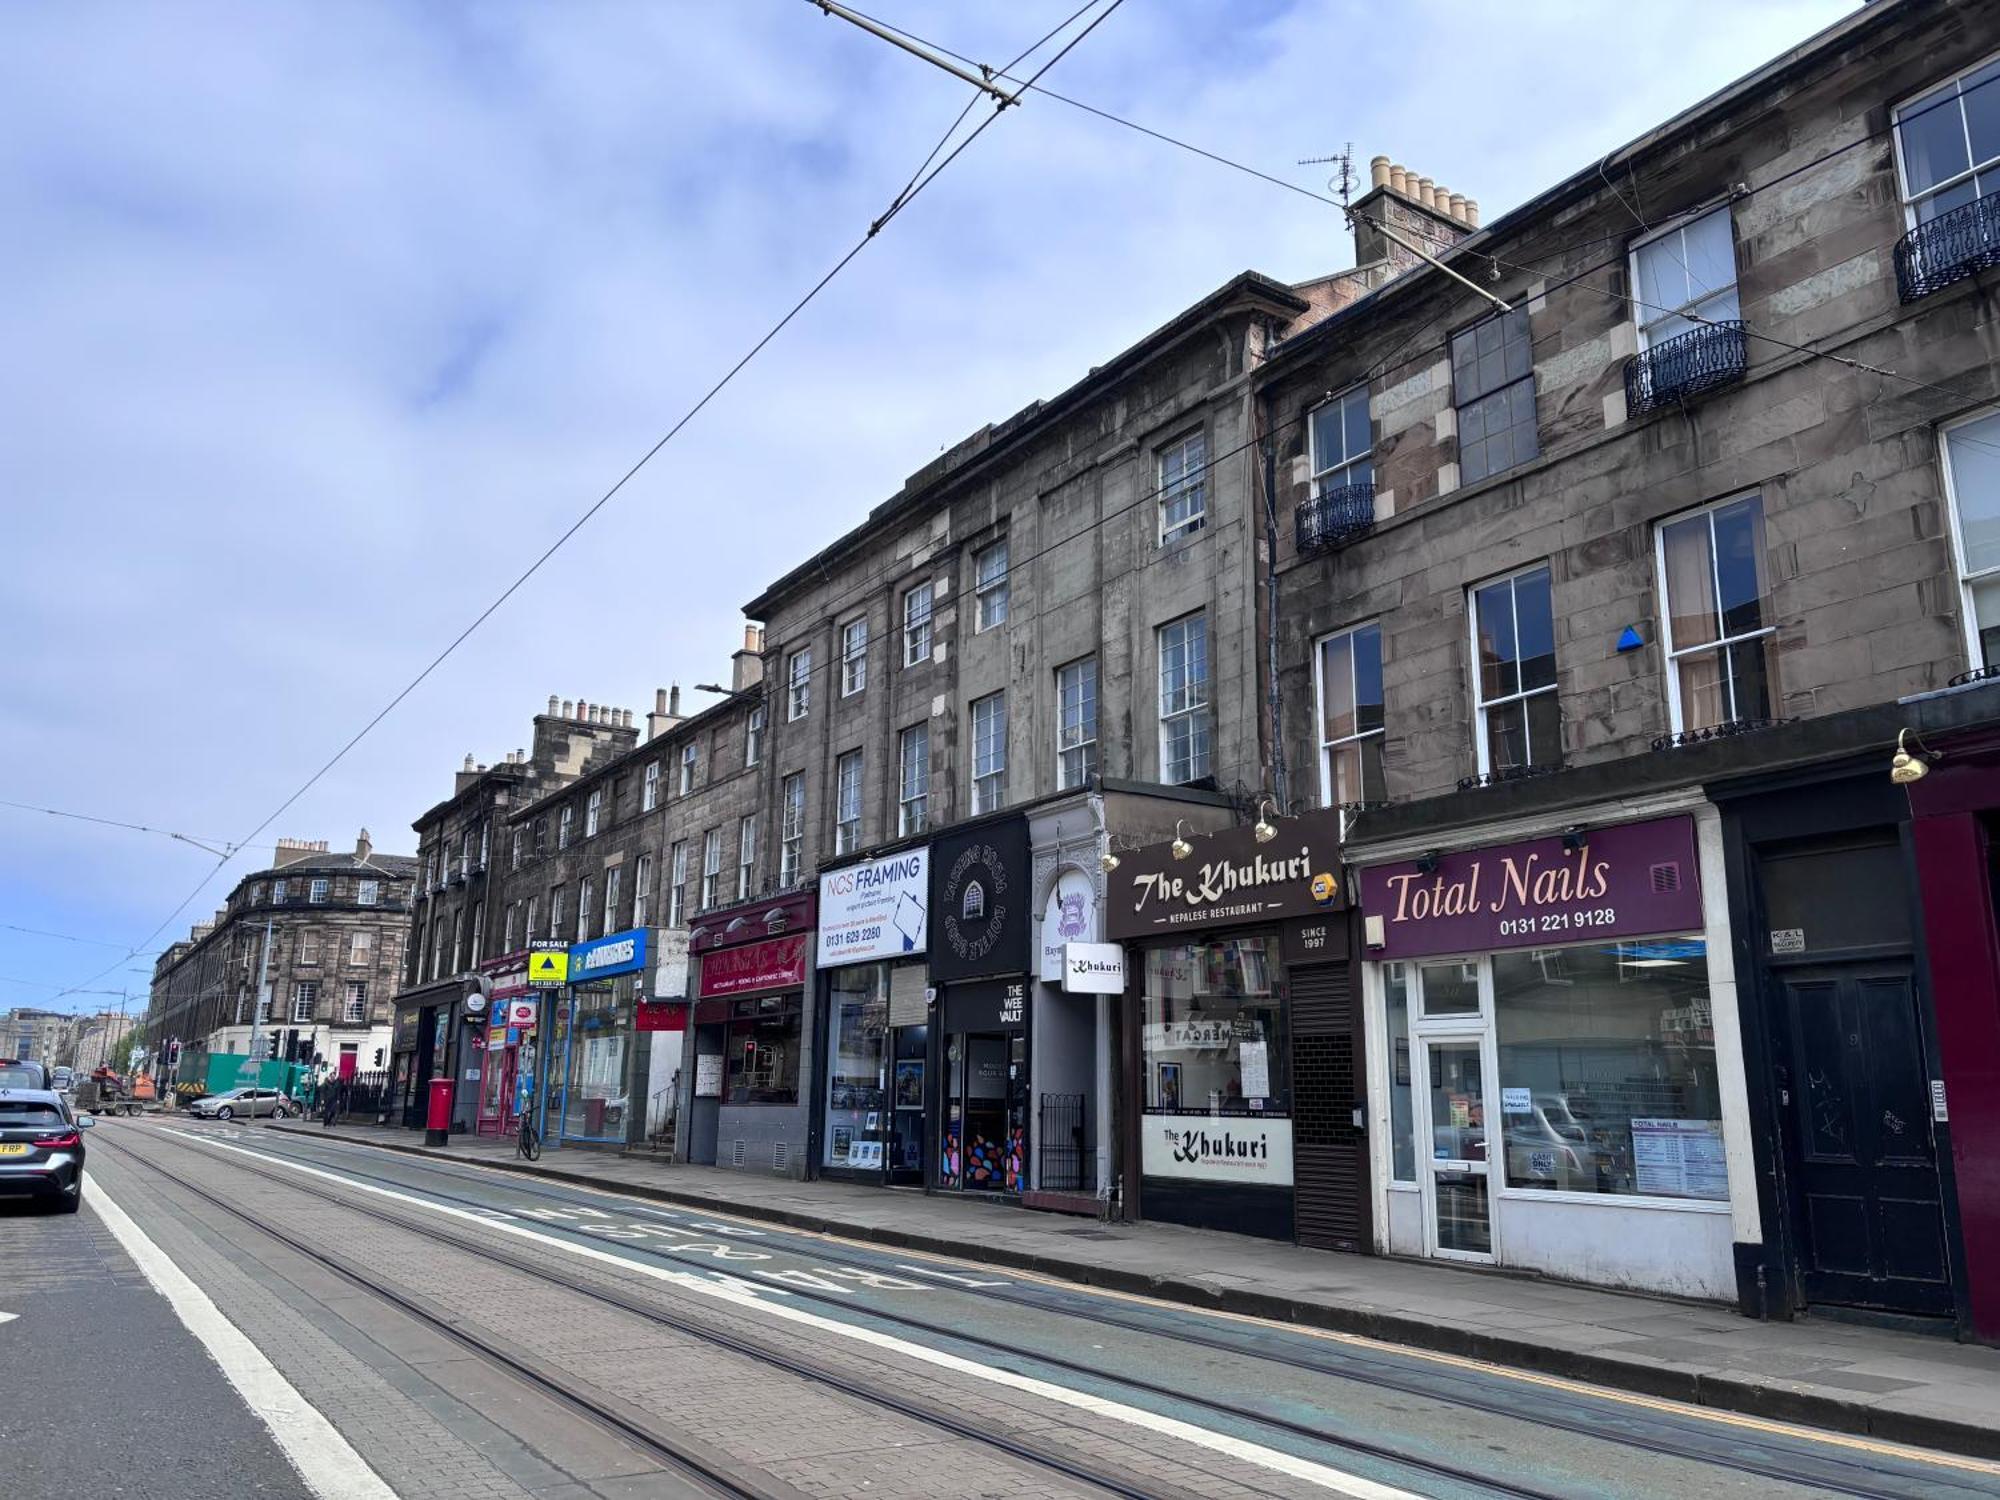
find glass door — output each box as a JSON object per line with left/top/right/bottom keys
{"left": 1418, "top": 1034, "right": 1496, "bottom": 1260}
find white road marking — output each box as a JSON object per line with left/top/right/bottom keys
{"left": 87, "top": 1175, "right": 399, "bottom": 1500}
{"left": 0, "top": 1310, "right": 17, "bottom": 1327}
{"left": 165, "top": 1128, "right": 1420, "bottom": 1497}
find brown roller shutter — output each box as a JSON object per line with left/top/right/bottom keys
{"left": 1290, "top": 960, "right": 1367, "bottom": 1253}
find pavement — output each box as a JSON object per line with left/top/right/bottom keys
{"left": 263, "top": 1115, "right": 2000, "bottom": 1462}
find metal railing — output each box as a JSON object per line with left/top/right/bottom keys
{"left": 1623, "top": 320, "right": 1748, "bottom": 416}
{"left": 1294, "top": 481, "right": 1376, "bottom": 556}
{"left": 1037, "top": 1093, "right": 1092, "bottom": 1193}
{"left": 1896, "top": 195, "right": 2000, "bottom": 303}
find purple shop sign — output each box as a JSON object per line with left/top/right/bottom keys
{"left": 1358, "top": 815, "right": 1703, "bottom": 960}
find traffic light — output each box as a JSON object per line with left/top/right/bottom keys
{"left": 373, "top": 1047, "right": 385, "bottom": 1067}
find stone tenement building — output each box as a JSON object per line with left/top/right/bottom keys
{"left": 144, "top": 832, "right": 415, "bottom": 1082}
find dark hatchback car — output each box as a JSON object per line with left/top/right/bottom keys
{"left": 0, "top": 1087, "right": 95, "bottom": 1212}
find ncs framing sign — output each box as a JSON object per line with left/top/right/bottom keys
{"left": 1356, "top": 815, "right": 1703, "bottom": 960}
{"left": 819, "top": 848, "right": 929, "bottom": 967}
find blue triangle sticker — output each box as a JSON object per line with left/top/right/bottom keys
{"left": 1616, "top": 626, "right": 1644, "bottom": 652}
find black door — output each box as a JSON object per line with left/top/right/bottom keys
{"left": 1775, "top": 963, "right": 1951, "bottom": 1316}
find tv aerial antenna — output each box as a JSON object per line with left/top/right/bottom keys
{"left": 1297, "top": 144, "right": 1355, "bottom": 207}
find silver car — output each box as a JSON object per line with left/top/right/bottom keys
{"left": 189, "top": 1087, "right": 294, "bottom": 1121}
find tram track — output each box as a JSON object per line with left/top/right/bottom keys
{"left": 93, "top": 1128, "right": 1199, "bottom": 1500}
{"left": 222, "top": 1122, "right": 1990, "bottom": 1500}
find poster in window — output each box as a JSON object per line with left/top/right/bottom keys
{"left": 1630, "top": 1118, "right": 1728, "bottom": 1200}
{"left": 1238, "top": 1040, "right": 1270, "bottom": 1100}
{"left": 831, "top": 1124, "right": 853, "bottom": 1162}
{"left": 694, "top": 1054, "right": 723, "bottom": 1098}
{"left": 1157, "top": 1062, "right": 1180, "bottom": 1111}
{"left": 894, "top": 1060, "right": 925, "bottom": 1109}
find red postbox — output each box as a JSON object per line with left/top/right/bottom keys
{"left": 425, "top": 1076, "right": 455, "bottom": 1146}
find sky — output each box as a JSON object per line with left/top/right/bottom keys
{"left": 0, "top": 0, "right": 1855, "bottom": 1012}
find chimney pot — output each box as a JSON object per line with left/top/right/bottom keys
{"left": 561, "top": 699, "right": 574, "bottom": 718}
{"left": 622, "top": 708, "right": 634, "bottom": 729}
{"left": 1464, "top": 198, "right": 1480, "bottom": 228}
{"left": 669, "top": 684, "right": 682, "bottom": 716}
{"left": 463, "top": 753, "right": 475, "bottom": 772}
{"left": 1416, "top": 176, "right": 1435, "bottom": 207}
{"left": 656, "top": 687, "right": 669, "bottom": 714}
{"left": 1389, "top": 164, "right": 1408, "bottom": 194}
{"left": 1448, "top": 192, "right": 1467, "bottom": 222}
{"left": 1370, "top": 154, "right": 1390, "bottom": 189}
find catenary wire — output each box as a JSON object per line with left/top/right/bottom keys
{"left": 38, "top": 3, "right": 1128, "bottom": 1010}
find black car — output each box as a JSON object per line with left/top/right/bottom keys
{"left": 0, "top": 1087, "right": 95, "bottom": 1212}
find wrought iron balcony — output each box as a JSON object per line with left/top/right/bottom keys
{"left": 1896, "top": 195, "right": 2000, "bottom": 303}
{"left": 1294, "top": 481, "right": 1376, "bottom": 556}
{"left": 1623, "top": 321, "right": 1747, "bottom": 416}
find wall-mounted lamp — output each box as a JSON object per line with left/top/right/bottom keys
{"left": 1561, "top": 825, "right": 1587, "bottom": 853}
{"left": 1890, "top": 728, "right": 1934, "bottom": 785}
{"left": 1415, "top": 849, "right": 1442, "bottom": 876}
{"left": 1170, "top": 820, "right": 1195, "bottom": 862}
{"left": 1100, "top": 843, "right": 1122, "bottom": 873}
{"left": 1253, "top": 797, "right": 1279, "bottom": 844}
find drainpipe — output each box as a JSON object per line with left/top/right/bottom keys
{"left": 1090, "top": 791, "right": 1114, "bottom": 1211}
{"left": 1257, "top": 380, "right": 1290, "bottom": 813}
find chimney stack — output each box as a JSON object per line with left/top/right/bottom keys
{"left": 732, "top": 624, "right": 767, "bottom": 692}
{"left": 355, "top": 828, "right": 373, "bottom": 861}
{"left": 1347, "top": 154, "right": 1480, "bottom": 273}
{"left": 646, "top": 686, "right": 686, "bottom": 744}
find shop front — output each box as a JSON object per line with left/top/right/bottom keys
{"left": 1355, "top": 808, "right": 1754, "bottom": 1302}
{"left": 928, "top": 819, "right": 1033, "bottom": 1194}
{"left": 472, "top": 951, "right": 535, "bottom": 1138}
{"left": 688, "top": 889, "right": 816, "bottom": 1176}
{"left": 1107, "top": 806, "right": 1352, "bottom": 1244}
{"left": 388, "top": 977, "right": 459, "bottom": 1129}
{"left": 815, "top": 846, "right": 929, "bottom": 1184}
{"left": 545, "top": 928, "right": 649, "bottom": 1148}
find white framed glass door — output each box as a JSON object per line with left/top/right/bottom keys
{"left": 1415, "top": 1026, "right": 1498, "bottom": 1261}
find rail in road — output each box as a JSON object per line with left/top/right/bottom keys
{"left": 95, "top": 1118, "right": 2000, "bottom": 1500}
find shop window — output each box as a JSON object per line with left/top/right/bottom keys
{"left": 727, "top": 993, "right": 803, "bottom": 1104}
{"left": 1141, "top": 937, "right": 1291, "bottom": 1117}
{"left": 1315, "top": 623, "right": 1384, "bottom": 811}
{"left": 823, "top": 965, "right": 889, "bottom": 1168}
{"left": 1944, "top": 409, "right": 2000, "bottom": 668}
{"left": 1494, "top": 939, "right": 1723, "bottom": 1200}
{"left": 1418, "top": 958, "right": 1480, "bottom": 1018}
{"left": 1658, "top": 493, "right": 1777, "bottom": 731}
{"left": 1470, "top": 564, "right": 1560, "bottom": 774}
{"left": 1056, "top": 656, "right": 1098, "bottom": 790}
{"left": 1382, "top": 964, "right": 1415, "bottom": 1182}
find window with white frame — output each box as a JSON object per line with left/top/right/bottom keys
{"left": 309, "top": 877, "right": 329, "bottom": 904}
{"left": 643, "top": 761, "right": 661, "bottom": 811}
{"left": 469, "top": 900, "right": 483, "bottom": 958}
{"left": 1894, "top": 56, "right": 2000, "bottom": 224}
{"left": 478, "top": 820, "right": 489, "bottom": 869}
{"left": 1470, "top": 564, "right": 1561, "bottom": 773}
{"left": 679, "top": 740, "right": 698, "bottom": 795}
{"left": 1315, "top": 625, "right": 1385, "bottom": 812}
{"left": 835, "top": 750, "right": 863, "bottom": 854}
{"left": 974, "top": 540, "right": 1010, "bottom": 630}
{"left": 1056, "top": 656, "right": 1098, "bottom": 790}
{"left": 273, "top": 878, "right": 288, "bottom": 903}
{"left": 292, "top": 982, "right": 317, "bottom": 1024}
{"left": 459, "top": 830, "right": 471, "bottom": 877}
{"left": 1451, "top": 308, "right": 1539, "bottom": 484}
{"left": 585, "top": 788, "right": 602, "bottom": 837}
{"left": 780, "top": 773, "right": 806, "bottom": 885}
{"left": 738, "top": 816, "right": 756, "bottom": 900}
{"left": 577, "top": 876, "right": 594, "bottom": 941}
{"left": 633, "top": 855, "right": 653, "bottom": 927}
{"left": 525, "top": 895, "right": 539, "bottom": 942}
{"left": 603, "top": 865, "right": 621, "bottom": 935}
{"left": 1945, "top": 409, "right": 2000, "bottom": 669}
{"left": 745, "top": 705, "right": 765, "bottom": 766}
{"left": 299, "top": 929, "right": 320, "bottom": 966}
{"left": 343, "top": 982, "right": 367, "bottom": 1025}
{"left": 1658, "top": 493, "right": 1779, "bottom": 731}
{"left": 558, "top": 805, "right": 573, "bottom": 849}
{"left": 971, "top": 692, "right": 1007, "bottom": 813}
{"left": 511, "top": 830, "right": 524, "bottom": 869}
{"left": 1158, "top": 432, "right": 1207, "bottom": 543}
{"left": 349, "top": 930, "right": 373, "bottom": 966}
{"left": 1631, "top": 208, "right": 1739, "bottom": 349}
{"left": 1158, "top": 614, "right": 1212, "bottom": 784}
{"left": 549, "top": 885, "right": 566, "bottom": 939}
{"left": 701, "top": 828, "right": 722, "bottom": 910}
{"left": 903, "top": 583, "right": 933, "bottom": 667}
{"left": 450, "top": 910, "right": 462, "bottom": 969}
{"left": 1309, "top": 386, "right": 1373, "bottom": 496}
{"left": 899, "top": 723, "right": 929, "bottom": 835}
{"left": 668, "top": 841, "right": 688, "bottom": 927}
{"left": 502, "top": 902, "right": 516, "bottom": 951}
{"left": 787, "top": 648, "right": 812, "bottom": 721}
{"left": 356, "top": 879, "right": 379, "bottom": 906}
{"left": 841, "top": 617, "right": 869, "bottom": 696}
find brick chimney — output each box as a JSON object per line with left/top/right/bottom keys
{"left": 355, "top": 827, "right": 373, "bottom": 862}
{"left": 1351, "top": 155, "right": 1479, "bottom": 274}
{"left": 733, "top": 624, "right": 766, "bottom": 693}
{"left": 646, "top": 686, "right": 686, "bottom": 744}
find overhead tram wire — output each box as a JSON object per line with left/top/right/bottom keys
{"left": 31, "top": 3, "right": 1129, "bottom": 1010}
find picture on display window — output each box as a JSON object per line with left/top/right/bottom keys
{"left": 1157, "top": 1062, "right": 1181, "bottom": 1111}
{"left": 894, "top": 1059, "right": 924, "bottom": 1109}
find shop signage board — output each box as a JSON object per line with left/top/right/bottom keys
{"left": 1061, "top": 941, "right": 1125, "bottom": 994}
{"left": 504, "top": 998, "right": 537, "bottom": 1029}
{"left": 819, "top": 849, "right": 929, "bottom": 967}
{"left": 930, "top": 817, "right": 1031, "bottom": 982}
{"left": 1106, "top": 808, "right": 1347, "bottom": 941}
{"left": 635, "top": 1002, "right": 687, "bottom": 1032}
{"left": 481, "top": 956, "right": 531, "bottom": 1000}
{"left": 1039, "top": 868, "right": 1099, "bottom": 981}
{"left": 569, "top": 928, "right": 650, "bottom": 982}
{"left": 941, "top": 977, "right": 1028, "bottom": 1033}
{"left": 1141, "top": 1114, "right": 1294, "bottom": 1186}
{"left": 652, "top": 927, "right": 691, "bottom": 999}
{"left": 697, "top": 934, "right": 808, "bottom": 999}
{"left": 1356, "top": 815, "right": 1704, "bottom": 960}
{"left": 527, "top": 941, "right": 569, "bottom": 988}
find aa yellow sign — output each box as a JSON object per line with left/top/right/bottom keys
{"left": 526, "top": 948, "right": 569, "bottom": 987}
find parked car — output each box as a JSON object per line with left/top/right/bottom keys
{"left": 188, "top": 1087, "right": 295, "bottom": 1121}
{"left": 50, "top": 1066, "right": 74, "bottom": 1094}
{"left": 0, "top": 1086, "right": 95, "bottom": 1212}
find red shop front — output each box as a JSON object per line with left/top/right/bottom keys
{"left": 473, "top": 951, "right": 536, "bottom": 1138}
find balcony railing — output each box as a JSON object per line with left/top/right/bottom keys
{"left": 1896, "top": 195, "right": 2000, "bottom": 303}
{"left": 1624, "top": 321, "right": 1747, "bottom": 416}
{"left": 1295, "top": 481, "right": 1376, "bottom": 556}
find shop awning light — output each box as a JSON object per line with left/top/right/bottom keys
{"left": 1170, "top": 820, "right": 1194, "bottom": 861}
{"left": 1890, "top": 727, "right": 1932, "bottom": 784}
{"left": 1252, "top": 797, "right": 1278, "bottom": 844}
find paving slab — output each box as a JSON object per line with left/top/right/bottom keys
{"left": 263, "top": 1116, "right": 2000, "bottom": 1460}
